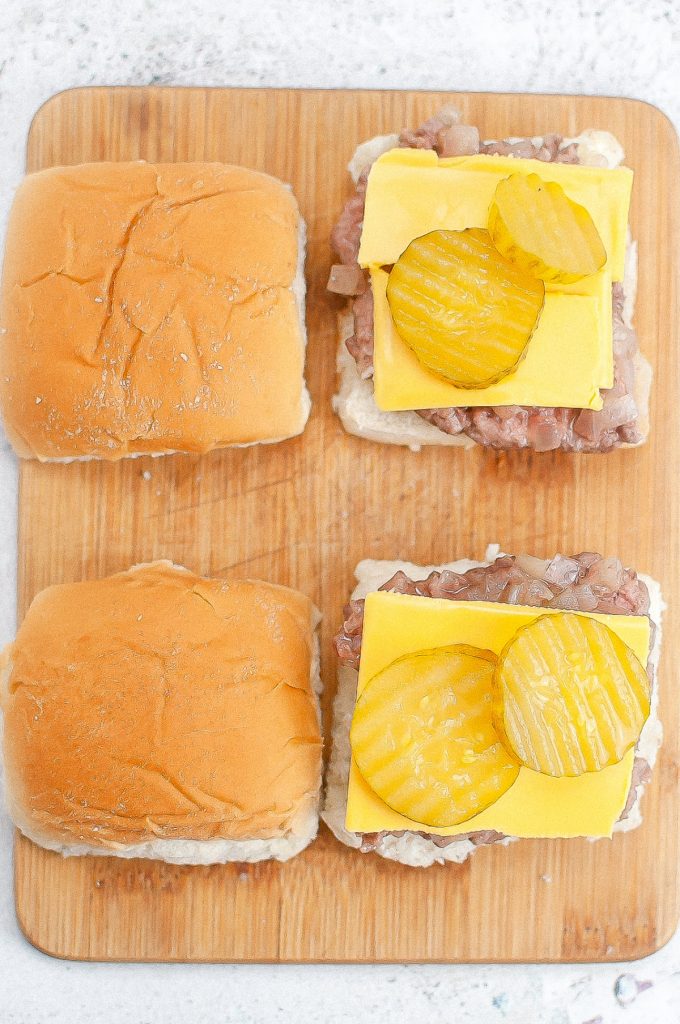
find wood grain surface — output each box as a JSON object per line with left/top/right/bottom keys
{"left": 13, "top": 87, "right": 680, "bottom": 962}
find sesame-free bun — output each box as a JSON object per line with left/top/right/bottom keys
{"left": 1, "top": 562, "right": 322, "bottom": 863}
{"left": 0, "top": 161, "right": 309, "bottom": 461}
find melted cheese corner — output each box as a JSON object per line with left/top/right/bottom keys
{"left": 346, "top": 592, "right": 650, "bottom": 839}
{"left": 359, "top": 149, "right": 632, "bottom": 413}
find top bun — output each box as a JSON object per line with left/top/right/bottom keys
{"left": 1, "top": 562, "right": 322, "bottom": 852}
{"left": 0, "top": 161, "right": 309, "bottom": 460}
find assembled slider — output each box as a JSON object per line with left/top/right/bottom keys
{"left": 323, "top": 547, "right": 662, "bottom": 867}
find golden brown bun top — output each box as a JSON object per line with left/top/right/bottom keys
{"left": 1, "top": 562, "right": 321, "bottom": 848}
{"left": 0, "top": 161, "right": 308, "bottom": 460}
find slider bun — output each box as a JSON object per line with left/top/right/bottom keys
{"left": 1, "top": 562, "right": 322, "bottom": 863}
{"left": 0, "top": 161, "right": 309, "bottom": 460}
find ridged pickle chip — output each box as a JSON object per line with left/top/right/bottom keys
{"left": 350, "top": 644, "right": 520, "bottom": 827}
{"left": 386, "top": 228, "right": 545, "bottom": 388}
{"left": 493, "top": 613, "right": 650, "bottom": 777}
{"left": 488, "top": 173, "right": 607, "bottom": 284}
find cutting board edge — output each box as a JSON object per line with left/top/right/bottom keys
{"left": 13, "top": 85, "right": 680, "bottom": 964}
{"left": 26, "top": 85, "right": 680, "bottom": 156}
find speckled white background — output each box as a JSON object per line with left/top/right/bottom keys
{"left": 1, "top": 0, "right": 679, "bottom": 1021}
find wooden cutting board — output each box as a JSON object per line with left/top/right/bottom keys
{"left": 13, "top": 87, "right": 680, "bottom": 963}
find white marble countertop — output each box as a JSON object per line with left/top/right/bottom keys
{"left": 1, "top": 0, "right": 679, "bottom": 1020}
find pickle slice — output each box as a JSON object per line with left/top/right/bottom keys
{"left": 488, "top": 173, "right": 607, "bottom": 284}
{"left": 386, "top": 228, "right": 545, "bottom": 389}
{"left": 350, "top": 645, "right": 520, "bottom": 827}
{"left": 493, "top": 613, "right": 650, "bottom": 777}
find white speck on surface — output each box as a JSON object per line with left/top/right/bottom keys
{"left": 142, "top": 469, "right": 152, "bottom": 480}
{"left": 613, "top": 973, "right": 653, "bottom": 1007}
{"left": 179, "top": 352, "right": 189, "bottom": 362}
{"left": 0, "top": 1, "right": 679, "bottom": 1023}
{"left": 541, "top": 874, "right": 552, "bottom": 883}
{"left": 34, "top": 396, "right": 42, "bottom": 405}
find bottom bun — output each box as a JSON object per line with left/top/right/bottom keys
{"left": 13, "top": 798, "right": 320, "bottom": 866}
{"left": 333, "top": 324, "right": 474, "bottom": 452}
{"left": 321, "top": 549, "right": 663, "bottom": 868}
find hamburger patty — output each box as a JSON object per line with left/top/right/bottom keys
{"left": 330, "top": 112, "right": 643, "bottom": 452}
{"left": 334, "top": 552, "right": 654, "bottom": 848}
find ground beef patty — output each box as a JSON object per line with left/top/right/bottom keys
{"left": 329, "top": 111, "right": 642, "bottom": 452}
{"left": 334, "top": 552, "right": 653, "bottom": 849}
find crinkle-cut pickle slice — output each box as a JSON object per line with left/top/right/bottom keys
{"left": 493, "top": 612, "right": 650, "bottom": 778}
{"left": 385, "top": 228, "right": 545, "bottom": 389}
{"left": 488, "top": 172, "right": 607, "bottom": 284}
{"left": 350, "top": 644, "right": 520, "bottom": 828}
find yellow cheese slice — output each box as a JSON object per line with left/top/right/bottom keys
{"left": 346, "top": 592, "right": 650, "bottom": 839}
{"left": 358, "top": 149, "right": 632, "bottom": 280}
{"left": 359, "top": 148, "right": 630, "bottom": 412}
{"left": 372, "top": 267, "right": 613, "bottom": 412}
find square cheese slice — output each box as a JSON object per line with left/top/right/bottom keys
{"left": 358, "top": 149, "right": 633, "bottom": 279}
{"left": 358, "top": 149, "right": 632, "bottom": 413}
{"left": 346, "top": 592, "right": 650, "bottom": 839}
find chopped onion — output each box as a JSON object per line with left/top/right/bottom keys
{"left": 378, "top": 570, "right": 421, "bottom": 596}
{"left": 549, "top": 589, "right": 580, "bottom": 610}
{"left": 427, "top": 570, "right": 468, "bottom": 599}
{"left": 327, "top": 264, "right": 367, "bottom": 296}
{"left": 492, "top": 405, "right": 522, "bottom": 422}
{"left": 574, "top": 552, "right": 601, "bottom": 571}
{"left": 438, "top": 125, "right": 480, "bottom": 157}
{"left": 573, "top": 408, "right": 602, "bottom": 441}
{"left": 544, "top": 555, "right": 580, "bottom": 588}
{"left": 514, "top": 553, "right": 551, "bottom": 579}
{"left": 531, "top": 420, "right": 563, "bottom": 452}
{"left": 517, "top": 579, "right": 555, "bottom": 604}
{"left": 569, "top": 584, "right": 599, "bottom": 611}
{"left": 601, "top": 394, "right": 638, "bottom": 430}
{"left": 586, "top": 556, "right": 624, "bottom": 590}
